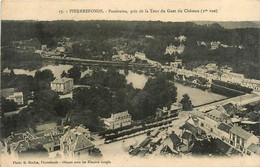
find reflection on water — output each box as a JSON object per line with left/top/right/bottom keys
{"left": 119, "top": 70, "right": 149, "bottom": 89}
{"left": 12, "top": 64, "right": 73, "bottom": 79}
{"left": 9, "top": 64, "right": 226, "bottom": 106}
{"left": 11, "top": 65, "right": 93, "bottom": 79}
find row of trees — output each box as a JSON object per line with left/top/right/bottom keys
{"left": 3, "top": 21, "right": 257, "bottom": 47}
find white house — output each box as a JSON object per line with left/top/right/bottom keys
{"left": 6, "top": 92, "right": 24, "bottom": 105}
{"left": 229, "top": 126, "right": 259, "bottom": 152}
{"left": 104, "top": 111, "right": 132, "bottom": 130}
{"left": 50, "top": 78, "right": 74, "bottom": 94}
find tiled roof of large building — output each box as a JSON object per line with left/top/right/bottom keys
{"left": 71, "top": 135, "right": 94, "bottom": 152}
{"left": 205, "top": 109, "right": 229, "bottom": 122}
{"left": 217, "top": 123, "right": 232, "bottom": 134}
{"left": 230, "top": 126, "right": 253, "bottom": 140}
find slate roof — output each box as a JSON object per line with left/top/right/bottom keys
{"left": 169, "top": 132, "right": 181, "bottom": 146}
{"left": 205, "top": 109, "right": 229, "bottom": 122}
{"left": 139, "top": 137, "right": 152, "bottom": 148}
{"left": 222, "top": 103, "right": 238, "bottom": 115}
{"left": 215, "top": 138, "right": 231, "bottom": 155}
{"left": 217, "top": 123, "right": 232, "bottom": 134}
{"left": 71, "top": 135, "right": 94, "bottom": 152}
{"left": 180, "top": 123, "right": 198, "bottom": 135}
{"left": 60, "top": 129, "right": 94, "bottom": 153}
{"left": 246, "top": 112, "right": 259, "bottom": 122}
{"left": 181, "top": 131, "right": 192, "bottom": 141}
{"left": 230, "top": 126, "right": 253, "bottom": 140}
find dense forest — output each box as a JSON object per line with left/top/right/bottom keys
{"left": 2, "top": 20, "right": 260, "bottom": 79}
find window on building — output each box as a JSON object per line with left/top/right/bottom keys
{"left": 237, "top": 136, "right": 240, "bottom": 145}
{"left": 241, "top": 139, "right": 244, "bottom": 147}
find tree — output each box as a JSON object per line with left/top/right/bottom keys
{"left": 180, "top": 94, "right": 193, "bottom": 111}
{"left": 191, "top": 138, "right": 219, "bottom": 155}
{"left": 20, "top": 144, "right": 48, "bottom": 158}
{"left": 67, "top": 65, "right": 81, "bottom": 84}
{"left": 33, "top": 69, "right": 54, "bottom": 92}
{"left": 129, "top": 73, "right": 177, "bottom": 119}
{"left": 73, "top": 87, "right": 113, "bottom": 118}
{"left": 34, "top": 69, "right": 54, "bottom": 82}
{"left": 69, "top": 110, "right": 104, "bottom": 131}
{"left": 31, "top": 89, "right": 60, "bottom": 121}
{"left": 2, "top": 97, "right": 18, "bottom": 113}
{"left": 54, "top": 98, "right": 73, "bottom": 117}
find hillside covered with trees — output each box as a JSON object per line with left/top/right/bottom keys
{"left": 2, "top": 20, "right": 259, "bottom": 79}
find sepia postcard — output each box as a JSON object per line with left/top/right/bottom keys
{"left": 1, "top": 0, "right": 260, "bottom": 166}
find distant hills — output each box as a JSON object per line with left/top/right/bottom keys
{"left": 194, "top": 21, "right": 260, "bottom": 29}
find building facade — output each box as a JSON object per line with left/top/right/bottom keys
{"left": 6, "top": 92, "right": 24, "bottom": 105}
{"left": 229, "top": 126, "right": 259, "bottom": 152}
{"left": 51, "top": 78, "right": 74, "bottom": 94}
{"left": 104, "top": 111, "right": 132, "bottom": 130}
{"left": 60, "top": 130, "right": 94, "bottom": 157}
